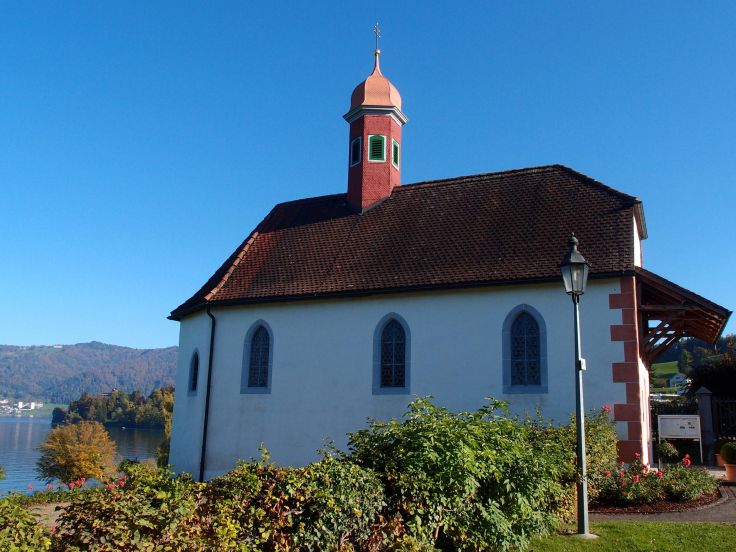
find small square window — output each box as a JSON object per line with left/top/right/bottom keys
{"left": 368, "top": 135, "right": 386, "bottom": 162}
{"left": 350, "top": 137, "right": 362, "bottom": 167}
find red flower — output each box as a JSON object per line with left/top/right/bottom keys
{"left": 118, "top": 480, "right": 125, "bottom": 487}
{"left": 601, "top": 405, "right": 613, "bottom": 413}
{"left": 604, "top": 470, "right": 612, "bottom": 477}
{"left": 620, "top": 481, "right": 628, "bottom": 487}
{"left": 619, "top": 471, "right": 625, "bottom": 478}
{"left": 634, "top": 452, "right": 641, "bottom": 459}
{"left": 27, "top": 484, "right": 34, "bottom": 490}
{"left": 632, "top": 475, "right": 640, "bottom": 483}
{"left": 46, "top": 483, "right": 53, "bottom": 490}
{"left": 657, "top": 470, "right": 664, "bottom": 479}
{"left": 68, "top": 483, "right": 74, "bottom": 490}
{"left": 682, "top": 455, "right": 692, "bottom": 467}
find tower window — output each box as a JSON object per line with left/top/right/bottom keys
{"left": 368, "top": 135, "right": 386, "bottom": 162}
{"left": 392, "top": 139, "right": 400, "bottom": 169}
{"left": 350, "top": 137, "right": 362, "bottom": 167}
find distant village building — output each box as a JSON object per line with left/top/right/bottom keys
{"left": 169, "top": 47, "right": 731, "bottom": 480}
{"left": 669, "top": 373, "right": 691, "bottom": 388}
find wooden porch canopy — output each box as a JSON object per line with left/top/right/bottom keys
{"left": 636, "top": 267, "right": 731, "bottom": 364}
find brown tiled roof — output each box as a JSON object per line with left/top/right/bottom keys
{"left": 170, "top": 165, "right": 642, "bottom": 320}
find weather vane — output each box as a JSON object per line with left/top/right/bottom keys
{"left": 373, "top": 22, "right": 381, "bottom": 52}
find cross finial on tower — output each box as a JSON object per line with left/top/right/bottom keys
{"left": 373, "top": 22, "right": 381, "bottom": 54}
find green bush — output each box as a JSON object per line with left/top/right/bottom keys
{"left": 54, "top": 463, "right": 204, "bottom": 551}
{"left": 527, "top": 406, "right": 618, "bottom": 521}
{"left": 348, "top": 397, "right": 564, "bottom": 551}
{"left": 0, "top": 499, "right": 52, "bottom": 551}
{"left": 202, "top": 451, "right": 386, "bottom": 550}
{"left": 720, "top": 441, "right": 736, "bottom": 464}
{"left": 714, "top": 438, "right": 735, "bottom": 454}
{"left": 662, "top": 463, "right": 718, "bottom": 501}
{"left": 657, "top": 440, "right": 679, "bottom": 461}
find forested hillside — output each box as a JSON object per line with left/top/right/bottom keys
{"left": 0, "top": 342, "right": 177, "bottom": 403}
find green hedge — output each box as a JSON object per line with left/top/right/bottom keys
{"left": 39, "top": 397, "right": 714, "bottom": 550}
{"left": 348, "top": 398, "right": 565, "bottom": 551}
{"left": 0, "top": 499, "right": 51, "bottom": 551}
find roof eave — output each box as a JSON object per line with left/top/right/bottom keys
{"left": 167, "top": 270, "right": 636, "bottom": 322}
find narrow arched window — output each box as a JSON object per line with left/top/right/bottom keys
{"left": 248, "top": 326, "right": 270, "bottom": 388}
{"left": 510, "top": 312, "right": 541, "bottom": 386}
{"left": 381, "top": 319, "right": 406, "bottom": 388}
{"left": 188, "top": 351, "right": 199, "bottom": 393}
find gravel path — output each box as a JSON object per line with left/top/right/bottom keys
{"left": 29, "top": 502, "right": 69, "bottom": 529}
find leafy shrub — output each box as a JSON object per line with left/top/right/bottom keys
{"left": 662, "top": 463, "right": 718, "bottom": 501}
{"left": 348, "top": 398, "right": 564, "bottom": 551}
{"left": 0, "top": 464, "right": 5, "bottom": 480}
{"left": 719, "top": 441, "right": 736, "bottom": 464}
{"left": 527, "top": 405, "right": 618, "bottom": 521}
{"left": 714, "top": 438, "right": 736, "bottom": 455}
{"left": 37, "top": 420, "right": 117, "bottom": 483}
{"left": 202, "top": 451, "right": 386, "bottom": 550}
{"left": 0, "top": 499, "right": 51, "bottom": 551}
{"left": 5, "top": 483, "right": 94, "bottom": 507}
{"left": 657, "top": 440, "right": 679, "bottom": 461}
{"left": 54, "top": 463, "right": 204, "bottom": 551}
{"left": 596, "top": 453, "right": 717, "bottom": 505}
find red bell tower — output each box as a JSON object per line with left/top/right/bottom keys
{"left": 344, "top": 45, "right": 407, "bottom": 211}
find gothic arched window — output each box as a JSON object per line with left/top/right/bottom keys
{"left": 373, "top": 314, "right": 410, "bottom": 394}
{"left": 381, "top": 319, "right": 406, "bottom": 388}
{"left": 502, "top": 305, "right": 548, "bottom": 394}
{"left": 188, "top": 351, "right": 199, "bottom": 394}
{"left": 242, "top": 322, "right": 273, "bottom": 394}
{"left": 510, "top": 312, "right": 540, "bottom": 386}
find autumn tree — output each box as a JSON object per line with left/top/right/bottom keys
{"left": 37, "top": 421, "right": 118, "bottom": 483}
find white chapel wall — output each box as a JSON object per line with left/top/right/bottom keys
{"left": 170, "top": 279, "right": 627, "bottom": 478}
{"left": 169, "top": 310, "right": 212, "bottom": 476}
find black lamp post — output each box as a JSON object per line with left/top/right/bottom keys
{"left": 560, "top": 234, "right": 593, "bottom": 538}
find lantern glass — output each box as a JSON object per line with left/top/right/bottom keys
{"left": 560, "top": 236, "right": 590, "bottom": 296}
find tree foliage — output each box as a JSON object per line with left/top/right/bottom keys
{"left": 687, "top": 354, "right": 736, "bottom": 397}
{"left": 37, "top": 421, "right": 118, "bottom": 483}
{"left": 655, "top": 333, "right": 734, "bottom": 364}
{"left": 53, "top": 387, "right": 174, "bottom": 429}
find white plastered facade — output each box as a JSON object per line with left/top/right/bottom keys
{"left": 170, "top": 279, "right": 629, "bottom": 478}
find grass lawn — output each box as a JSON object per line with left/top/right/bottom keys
{"left": 529, "top": 522, "right": 736, "bottom": 551}
{"left": 650, "top": 361, "right": 680, "bottom": 389}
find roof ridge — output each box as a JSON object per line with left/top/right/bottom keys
{"left": 398, "top": 164, "right": 562, "bottom": 190}
{"left": 554, "top": 165, "right": 641, "bottom": 204}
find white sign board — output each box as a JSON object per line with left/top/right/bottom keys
{"left": 657, "top": 414, "right": 702, "bottom": 463}
{"left": 658, "top": 415, "right": 701, "bottom": 439}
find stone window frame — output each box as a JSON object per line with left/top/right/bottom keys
{"left": 241, "top": 320, "right": 274, "bottom": 395}
{"left": 373, "top": 312, "right": 411, "bottom": 395}
{"left": 502, "top": 304, "right": 548, "bottom": 394}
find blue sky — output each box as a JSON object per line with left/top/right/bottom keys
{"left": 1, "top": 1, "right": 734, "bottom": 348}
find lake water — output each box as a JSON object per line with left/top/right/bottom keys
{"left": 0, "top": 417, "right": 164, "bottom": 494}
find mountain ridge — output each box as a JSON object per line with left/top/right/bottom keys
{"left": 0, "top": 341, "right": 178, "bottom": 403}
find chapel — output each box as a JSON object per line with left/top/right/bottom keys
{"left": 169, "top": 47, "right": 730, "bottom": 481}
